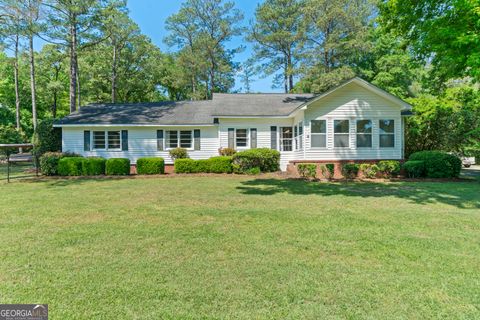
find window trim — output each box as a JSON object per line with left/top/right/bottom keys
{"left": 333, "top": 119, "right": 350, "bottom": 148}
{"left": 310, "top": 119, "right": 327, "bottom": 149}
{"left": 92, "top": 130, "right": 122, "bottom": 151}
{"left": 294, "top": 121, "right": 304, "bottom": 151}
{"left": 356, "top": 119, "right": 373, "bottom": 149}
{"left": 235, "top": 128, "right": 249, "bottom": 149}
{"left": 379, "top": 119, "right": 395, "bottom": 148}
{"left": 165, "top": 130, "right": 194, "bottom": 150}
{"left": 280, "top": 126, "right": 294, "bottom": 152}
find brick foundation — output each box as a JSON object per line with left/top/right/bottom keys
{"left": 287, "top": 159, "right": 404, "bottom": 179}
{"left": 130, "top": 164, "right": 175, "bottom": 174}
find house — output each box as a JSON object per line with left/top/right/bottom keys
{"left": 54, "top": 77, "right": 412, "bottom": 172}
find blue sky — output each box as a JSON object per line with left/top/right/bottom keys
{"left": 126, "top": 0, "right": 280, "bottom": 93}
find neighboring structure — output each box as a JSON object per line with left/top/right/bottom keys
{"left": 54, "top": 77, "right": 412, "bottom": 171}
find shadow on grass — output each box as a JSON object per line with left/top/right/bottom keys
{"left": 237, "top": 178, "right": 480, "bottom": 209}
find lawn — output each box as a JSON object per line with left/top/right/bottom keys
{"left": 1, "top": 175, "right": 479, "bottom": 319}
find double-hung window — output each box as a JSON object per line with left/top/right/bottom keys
{"left": 280, "top": 127, "right": 293, "bottom": 151}
{"left": 356, "top": 120, "right": 372, "bottom": 148}
{"left": 92, "top": 130, "right": 121, "bottom": 150}
{"left": 379, "top": 120, "right": 395, "bottom": 147}
{"left": 334, "top": 120, "right": 350, "bottom": 148}
{"left": 166, "top": 130, "right": 193, "bottom": 149}
{"left": 311, "top": 120, "right": 326, "bottom": 148}
{"left": 236, "top": 129, "right": 248, "bottom": 147}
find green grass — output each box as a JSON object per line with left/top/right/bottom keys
{"left": 1, "top": 175, "right": 479, "bottom": 319}
{"left": 0, "top": 162, "right": 37, "bottom": 181}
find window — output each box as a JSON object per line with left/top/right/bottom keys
{"left": 280, "top": 127, "right": 293, "bottom": 151}
{"left": 379, "top": 119, "right": 395, "bottom": 148}
{"left": 334, "top": 120, "right": 350, "bottom": 147}
{"left": 166, "top": 130, "right": 193, "bottom": 149}
{"left": 294, "top": 122, "right": 304, "bottom": 150}
{"left": 93, "top": 131, "right": 106, "bottom": 149}
{"left": 356, "top": 120, "right": 372, "bottom": 148}
{"left": 236, "top": 129, "right": 248, "bottom": 147}
{"left": 311, "top": 120, "right": 326, "bottom": 148}
{"left": 180, "top": 130, "right": 192, "bottom": 148}
{"left": 108, "top": 131, "right": 121, "bottom": 149}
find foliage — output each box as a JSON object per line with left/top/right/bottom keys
{"left": 297, "top": 163, "right": 317, "bottom": 179}
{"left": 32, "top": 118, "right": 61, "bottom": 157}
{"left": 0, "top": 125, "right": 25, "bottom": 156}
{"left": 377, "top": 160, "right": 401, "bottom": 178}
{"left": 82, "top": 157, "right": 106, "bottom": 176}
{"left": 136, "top": 157, "right": 165, "bottom": 175}
{"left": 323, "top": 163, "right": 335, "bottom": 179}
{"left": 39, "top": 152, "right": 64, "bottom": 176}
{"left": 169, "top": 147, "right": 189, "bottom": 161}
{"left": 359, "top": 163, "right": 379, "bottom": 179}
{"left": 174, "top": 156, "right": 233, "bottom": 174}
{"left": 341, "top": 163, "right": 359, "bottom": 179}
{"left": 57, "top": 157, "right": 86, "bottom": 176}
{"left": 409, "top": 151, "right": 461, "bottom": 178}
{"left": 218, "top": 147, "right": 236, "bottom": 156}
{"left": 232, "top": 148, "right": 280, "bottom": 173}
{"left": 105, "top": 158, "right": 130, "bottom": 176}
{"left": 245, "top": 167, "right": 261, "bottom": 175}
{"left": 403, "top": 160, "right": 425, "bottom": 178}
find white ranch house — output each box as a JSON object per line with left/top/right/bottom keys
{"left": 54, "top": 77, "right": 412, "bottom": 171}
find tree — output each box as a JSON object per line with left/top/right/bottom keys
{"left": 249, "top": 0, "right": 302, "bottom": 92}
{"left": 380, "top": 0, "right": 480, "bottom": 83}
{"left": 238, "top": 59, "right": 256, "bottom": 93}
{"left": 0, "top": 125, "right": 25, "bottom": 157}
{"left": 165, "top": 0, "right": 243, "bottom": 98}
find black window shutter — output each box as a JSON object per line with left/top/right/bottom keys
{"left": 250, "top": 128, "right": 257, "bottom": 148}
{"left": 121, "top": 130, "right": 128, "bottom": 151}
{"left": 228, "top": 128, "right": 234, "bottom": 149}
{"left": 157, "top": 130, "right": 164, "bottom": 151}
{"left": 270, "top": 126, "right": 277, "bottom": 150}
{"left": 84, "top": 130, "right": 90, "bottom": 151}
{"left": 194, "top": 129, "right": 201, "bottom": 150}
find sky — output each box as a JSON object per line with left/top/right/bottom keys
{"left": 126, "top": 0, "right": 280, "bottom": 93}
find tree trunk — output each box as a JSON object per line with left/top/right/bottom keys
{"left": 284, "top": 58, "right": 288, "bottom": 93}
{"left": 287, "top": 53, "right": 293, "bottom": 91}
{"left": 52, "top": 67, "right": 59, "bottom": 118}
{"left": 14, "top": 34, "right": 20, "bottom": 130}
{"left": 69, "top": 17, "right": 78, "bottom": 113}
{"left": 29, "top": 35, "right": 37, "bottom": 130}
{"left": 111, "top": 43, "right": 117, "bottom": 103}
{"left": 76, "top": 60, "right": 81, "bottom": 107}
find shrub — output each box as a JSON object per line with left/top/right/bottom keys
{"left": 245, "top": 167, "right": 261, "bottom": 175}
{"left": 409, "top": 151, "right": 461, "bottom": 178}
{"left": 32, "top": 118, "right": 61, "bottom": 157}
{"left": 322, "top": 163, "right": 335, "bottom": 179}
{"left": 218, "top": 147, "right": 236, "bottom": 156}
{"left": 174, "top": 156, "right": 232, "bottom": 173}
{"left": 39, "top": 152, "right": 64, "bottom": 176}
{"left": 377, "top": 160, "right": 401, "bottom": 177}
{"left": 403, "top": 160, "right": 425, "bottom": 178}
{"left": 58, "top": 157, "right": 86, "bottom": 176}
{"left": 232, "top": 148, "right": 280, "bottom": 173}
{"left": 82, "top": 157, "right": 106, "bottom": 176}
{"left": 297, "top": 163, "right": 317, "bottom": 179}
{"left": 169, "top": 148, "right": 189, "bottom": 160}
{"left": 359, "top": 163, "right": 379, "bottom": 179}
{"left": 137, "top": 157, "right": 165, "bottom": 175}
{"left": 341, "top": 163, "right": 359, "bottom": 179}
{"left": 105, "top": 158, "right": 130, "bottom": 175}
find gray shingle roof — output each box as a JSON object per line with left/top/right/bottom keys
{"left": 55, "top": 93, "right": 315, "bottom": 125}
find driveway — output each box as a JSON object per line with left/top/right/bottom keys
{"left": 461, "top": 165, "right": 480, "bottom": 180}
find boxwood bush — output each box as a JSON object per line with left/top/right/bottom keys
{"left": 341, "top": 163, "right": 359, "bottom": 179}
{"left": 137, "top": 157, "right": 165, "bottom": 174}
{"left": 297, "top": 163, "right": 317, "bottom": 179}
{"left": 40, "top": 152, "right": 81, "bottom": 176}
{"left": 403, "top": 160, "right": 425, "bottom": 178}
{"left": 175, "top": 156, "right": 232, "bottom": 173}
{"left": 409, "top": 151, "right": 461, "bottom": 178}
{"left": 377, "top": 160, "right": 401, "bottom": 177}
{"left": 58, "top": 157, "right": 87, "bottom": 176}
{"left": 359, "top": 163, "right": 379, "bottom": 179}
{"left": 232, "top": 148, "right": 280, "bottom": 173}
{"left": 82, "top": 157, "right": 106, "bottom": 176}
{"left": 105, "top": 158, "right": 130, "bottom": 175}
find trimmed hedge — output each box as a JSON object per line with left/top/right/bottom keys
{"left": 175, "top": 156, "right": 233, "bottom": 173}
{"left": 58, "top": 157, "right": 86, "bottom": 176}
{"left": 377, "top": 160, "right": 401, "bottom": 177}
{"left": 232, "top": 148, "right": 280, "bottom": 173}
{"left": 137, "top": 157, "right": 165, "bottom": 175}
{"left": 297, "top": 163, "right": 317, "bottom": 179}
{"left": 403, "top": 160, "right": 425, "bottom": 178}
{"left": 40, "top": 152, "right": 64, "bottom": 176}
{"left": 106, "top": 158, "right": 130, "bottom": 175}
{"left": 82, "top": 157, "right": 106, "bottom": 176}
{"left": 341, "top": 163, "right": 359, "bottom": 179}
{"left": 409, "top": 151, "right": 461, "bottom": 178}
